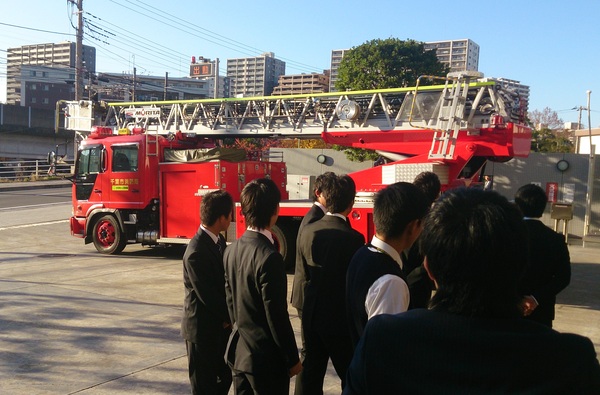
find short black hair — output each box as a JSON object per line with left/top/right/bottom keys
{"left": 240, "top": 178, "right": 281, "bottom": 229}
{"left": 514, "top": 183, "right": 547, "bottom": 218}
{"left": 374, "top": 182, "right": 428, "bottom": 239}
{"left": 413, "top": 171, "right": 441, "bottom": 206}
{"left": 325, "top": 174, "right": 356, "bottom": 213}
{"left": 200, "top": 190, "right": 234, "bottom": 226}
{"left": 313, "top": 172, "right": 337, "bottom": 203}
{"left": 420, "top": 188, "right": 527, "bottom": 318}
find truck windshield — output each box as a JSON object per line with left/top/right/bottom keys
{"left": 76, "top": 145, "right": 102, "bottom": 176}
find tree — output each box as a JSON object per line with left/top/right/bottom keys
{"left": 336, "top": 38, "right": 449, "bottom": 91}
{"left": 528, "top": 107, "right": 564, "bottom": 130}
{"left": 531, "top": 128, "right": 574, "bottom": 153}
{"left": 335, "top": 38, "right": 448, "bottom": 161}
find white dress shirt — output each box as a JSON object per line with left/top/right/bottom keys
{"left": 364, "top": 236, "right": 410, "bottom": 319}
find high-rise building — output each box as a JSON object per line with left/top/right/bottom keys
{"left": 329, "top": 49, "right": 348, "bottom": 92}
{"left": 423, "top": 39, "right": 479, "bottom": 72}
{"left": 483, "top": 77, "right": 530, "bottom": 114}
{"left": 6, "top": 41, "right": 96, "bottom": 107}
{"left": 226, "top": 52, "right": 285, "bottom": 97}
{"left": 272, "top": 72, "right": 329, "bottom": 96}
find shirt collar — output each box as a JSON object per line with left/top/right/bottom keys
{"left": 200, "top": 224, "right": 219, "bottom": 244}
{"left": 247, "top": 227, "right": 275, "bottom": 244}
{"left": 326, "top": 212, "right": 347, "bottom": 220}
{"left": 369, "top": 235, "right": 403, "bottom": 269}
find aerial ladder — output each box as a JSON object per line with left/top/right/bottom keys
{"left": 62, "top": 71, "right": 531, "bottom": 191}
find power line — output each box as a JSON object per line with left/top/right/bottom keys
{"left": 106, "top": 0, "right": 324, "bottom": 73}
{"left": 0, "top": 22, "right": 73, "bottom": 37}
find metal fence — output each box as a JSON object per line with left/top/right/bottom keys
{"left": 0, "top": 159, "right": 73, "bottom": 181}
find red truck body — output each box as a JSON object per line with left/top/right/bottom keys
{"left": 70, "top": 127, "right": 287, "bottom": 254}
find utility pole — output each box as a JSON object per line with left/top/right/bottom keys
{"left": 214, "top": 58, "right": 219, "bottom": 99}
{"left": 132, "top": 67, "right": 136, "bottom": 101}
{"left": 164, "top": 72, "right": 168, "bottom": 100}
{"left": 584, "top": 90, "right": 595, "bottom": 241}
{"left": 74, "top": 0, "right": 84, "bottom": 101}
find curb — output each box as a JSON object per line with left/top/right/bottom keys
{"left": 0, "top": 180, "right": 72, "bottom": 192}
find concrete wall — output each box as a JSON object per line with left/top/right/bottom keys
{"left": 489, "top": 153, "right": 599, "bottom": 240}
{"left": 271, "top": 148, "right": 374, "bottom": 176}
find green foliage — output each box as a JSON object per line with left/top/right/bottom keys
{"left": 333, "top": 145, "right": 380, "bottom": 162}
{"left": 531, "top": 128, "right": 574, "bottom": 153}
{"left": 335, "top": 38, "right": 448, "bottom": 161}
{"left": 336, "top": 38, "right": 449, "bottom": 91}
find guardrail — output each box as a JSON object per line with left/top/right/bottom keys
{"left": 0, "top": 159, "right": 73, "bottom": 181}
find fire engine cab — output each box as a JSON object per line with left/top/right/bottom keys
{"left": 62, "top": 71, "right": 531, "bottom": 266}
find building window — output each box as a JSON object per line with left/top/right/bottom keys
{"left": 30, "top": 71, "right": 37, "bottom": 76}
{"left": 31, "top": 85, "right": 37, "bottom": 90}
{"left": 31, "top": 97, "right": 37, "bottom": 103}
{"left": 42, "top": 98, "right": 49, "bottom": 104}
{"left": 43, "top": 85, "right": 49, "bottom": 91}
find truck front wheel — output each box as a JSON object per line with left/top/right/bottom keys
{"left": 92, "top": 215, "right": 127, "bottom": 254}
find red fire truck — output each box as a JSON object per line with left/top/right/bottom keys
{"left": 62, "top": 71, "right": 530, "bottom": 267}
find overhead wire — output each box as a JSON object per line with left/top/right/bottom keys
{"left": 106, "top": 0, "right": 325, "bottom": 73}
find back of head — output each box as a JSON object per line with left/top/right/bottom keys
{"left": 420, "top": 188, "right": 527, "bottom": 318}
{"left": 314, "top": 172, "right": 337, "bottom": 203}
{"left": 514, "top": 183, "right": 547, "bottom": 218}
{"left": 240, "top": 178, "right": 281, "bottom": 229}
{"left": 374, "top": 182, "right": 429, "bottom": 239}
{"left": 200, "top": 190, "right": 234, "bottom": 226}
{"left": 325, "top": 174, "right": 356, "bottom": 214}
{"left": 413, "top": 171, "right": 441, "bottom": 206}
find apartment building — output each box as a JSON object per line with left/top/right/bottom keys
{"left": 271, "top": 72, "right": 329, "bottom": 95}
{"left": 6, "top": 41, "right": 96, "bottom": 107}
{"left": 329, "top": 49, "right": 348, "bottom": 92}
{"left": 423, "top": 39, "right": 480, "bottom": 72}
{"left": 227, "top": 52, "right": 285, "bottom": 97}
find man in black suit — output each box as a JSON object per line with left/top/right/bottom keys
{"left": 224, "top": 178, "right": 302, "bottom": 395}
{"left": 181, "top": 190, "right": 234, "bottom": 395}
{"left": 346, "top": 182, "right": 428, "bottom": 346}
{"left": 405, "top": 171, "right": 441, "bottom": 309}
{"left": 291, "top": 172, "right": 337, "bottom": 373}
{"left": 296, "top": 175, "right": 365, "bottom": 395}
{"left": 515, "top": 183, "right": 571, "bottom": 327}
{"left": 344, "top": 188, "right": 600, "bottom": 394}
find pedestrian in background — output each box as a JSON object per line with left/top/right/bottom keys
{"left": 515, "top": 183, "right": 571, "bottom": 327}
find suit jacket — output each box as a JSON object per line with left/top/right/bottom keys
{"left": 181, "top": 228, "right": 230, "bottom": 343}
{"left": 344, "top": 309, "right": 600, "bottom": 394}
{"left": 300, "top": 215, "right": 365, "bottom": 332}
{"left": 223, "top": 230, "right": 299, "bottom": 376}
{"left": 404, "top": 242, "right": 435, "bottom": 309}
{"left": 291, "top": 204, "right": 325, "bottom": 310}
{"left": 519, "top": 219, "right": 571, "bottom": 324}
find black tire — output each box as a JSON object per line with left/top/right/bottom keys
{"left": 272, "top": 222, "right": 298, "bottom": 273}
{"left": 92, "top": 214, "right": 127, "bottom": 254}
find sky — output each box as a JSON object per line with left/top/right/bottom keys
{"left": 0, "top": 0, "right": 599, "bottom": 127}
